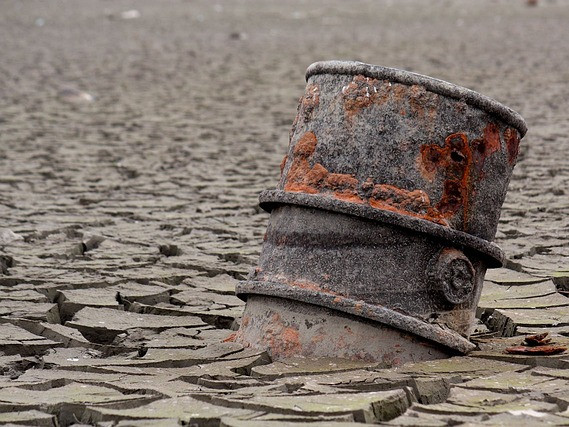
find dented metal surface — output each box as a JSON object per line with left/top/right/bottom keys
{"left": 237, "top": 61, "right": 526, "bottom": 362}
{"left": 235, "top": 295, "right": 454, "bottom": 364}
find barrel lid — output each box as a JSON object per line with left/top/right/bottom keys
{"left": 306, "top": 61, "right": 527, "bottom": 137}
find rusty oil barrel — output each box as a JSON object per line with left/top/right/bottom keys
{"left": 236, "top": 61, "right": 527, "bottom": 365}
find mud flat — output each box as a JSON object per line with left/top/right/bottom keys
{"left": 1, "top": 0, "right": 569, "bottom": 425}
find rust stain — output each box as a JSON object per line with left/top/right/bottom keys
{"left": 260, "top": 273, "right": 341, "bottom": 297}
{"left": 284, "top": 131, "right": 463, "bottom": 226}
{"left": 470, "top": 122, "right": 502, "bottom": 179}
{"left": 326, "top": 172, "right": 359, "bottom": 190}
{"left": 505, "top": 345, "right": 567, "bottom": 355}
{"left": 285, "top": 132, "right": 355, "bottom": 197}
{"left": 392, "top": 84, "right": 407, "bottom": 102}
{"left": 305, "top": 163, "right": 329, "bottom": 185}
{"left": 504, "top": 332, "right": 566, "bottom": 355}
{"left": 293, "top": 131, "right": 318, "bottom": 157}
{"left": 342, "top": 75, "right": 380, "bottom": 118}
{"left": 408, "top": 84, "right": 438, "bottom": 120}
{"left": 419, "top": 133, "right": 473, "bottom": 227}
{"left": 370, "top": 184, "right": 431, "bottom": 214}
{"left": 289, "top": 279, "right": 342, "bottom": 297}
{"left": 285, "top": 131, "right": 323, "bottom": 194}
{"left": 483, "top": 122, "right": 501, "bottom": 155}
{"left": 524, "top": 332, "right": 551, "bottom": 346}
{"left": 262, "top": 312, "right": 302, "bottom": 358}
{"left": 222, "top": 332, "right": 237, "bottom": 342}
{"left": 281, "top": 328, "right": 301, "bottom": 348}
{"left": 334, "top": 189, "right": 364, "bottom": 204}
{"left": 504, "top": 127, "right": 520, "bottom": 165}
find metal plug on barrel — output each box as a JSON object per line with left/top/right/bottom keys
{"left": 236, "top": 61, "right": 527, "bottom": 365}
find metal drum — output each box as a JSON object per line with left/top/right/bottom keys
{"left": 236, "top": 61, "right": 527, "bottom": 364}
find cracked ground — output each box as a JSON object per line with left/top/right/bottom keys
{"left": 1, "top": 0, "right": 569, "bottom": 425}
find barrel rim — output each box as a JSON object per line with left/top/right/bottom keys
{"left": 306, "top": 60, "right": 527, "bottom": 137}
{"left": 260, "top": 189, "right": 504, "bottom": 268}
{"left": 237, "top": 280, "right": 476, "bottom": 354}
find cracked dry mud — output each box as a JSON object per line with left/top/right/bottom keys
{"left": 1, "top": 0, "right": 569, "bottom": 426}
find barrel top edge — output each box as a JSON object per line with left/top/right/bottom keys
{"left": 305, "top": 60, "right": 527, "bottom": 137}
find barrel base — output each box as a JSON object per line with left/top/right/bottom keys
{"left": 236, "top": 295, "right": 454, "bottom": 366}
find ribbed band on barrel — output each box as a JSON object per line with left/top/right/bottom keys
{"left": 306, "top": 61, "right": 527, "bottom": 137}
{"left": 236, "top": 280, "right": 476, "bottom": 354}
{"left": 259, "top": 189, "right": 505, "bottom": 268}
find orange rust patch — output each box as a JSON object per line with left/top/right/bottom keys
{"left": 326, "top": 172, "right": 359, "bottom": 190}
{"left": 288, "top": 279, "right": 341, "bottom": 296}
{"left": 260, "top": 312, "right": 303, "bottom": 358}
{"left": 371, "top": 184, "right": 431, "bottom": 213}
{"left": 262, "top": 274, "right": 341, "bottom": 298}
{"left": 361, "top": 177, "right": 374, "bottom": 192}
{"left": 368, "top": 184, "right": 448, "bottom": 225}
{"left": 437, "top": 133, "right": 472, "bottom": 226}
{"left": 342, "top": 75, "right": 380, "bottom": 118}
{"left": 483, "top": 123, "right": 501, "bottom": 155}
{"left": 222, "top": 332, "right": 237, "bottom": 343}
{"left": 305, "top": 162, "right": 328, "bottom": 185}
{"left": 504, "top": 127, "right": 520, "bottom": 165}
{"left": 408, "top": 84, "right": 439, "bottom": 120}
{"left": 336, "top": 334, "right": 348, "bottom": 350}
{"left": 285, "top": 131, "right": 466, "bottom": 226}
{"left": 285, "top": 158, "right": 311, "bottom": 187}
{"left": 334, "top": 189, "right": 364, "bottom": 204}
{"left": 418, "top": 144, "right": 446, "bottom": 182}
{"left": 285, "top": 131, "right": 361, "bottom": 198}
{"left": 392, "top": 84, "right": 407, "bottom": 102}
{"left": 285, "top": 133, "right": 327, "bottom": 194}
{"left": 418, "top": 133, "right": 473, "bottom": 227}
{"left": 505, "top": 345, "right": 567, "bottom": 355}
{"left": 290, "top": 280, "right": 324, "bottom": 293}
{"left": 294, "top": 131, "right": 318, "bottom": 157}
{"left": 281, "top": 328, "right": 301, "bottom": 348}
{"left": 470, "top": 123, "right": 502, "bottom": 180}
{"left": 437, "top": 180, "right": 463, "bottom": 215}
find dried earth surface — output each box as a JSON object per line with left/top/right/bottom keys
{"left": 1, "top": 0, "right": 569, "bottom": 425}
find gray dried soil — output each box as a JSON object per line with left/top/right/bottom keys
{"left": 1, "top": 0, "right": 569, "bottom": 426}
